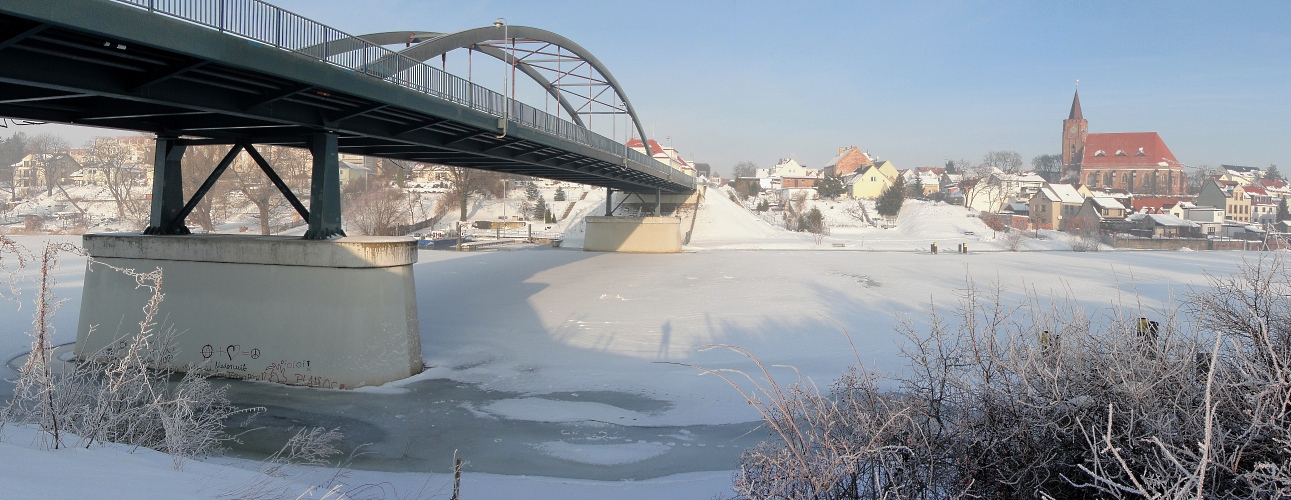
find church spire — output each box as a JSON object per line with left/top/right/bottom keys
{"left": 1068, "top": 88, "right": 1083, "bottom": 120}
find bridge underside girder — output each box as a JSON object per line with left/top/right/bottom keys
{"left": 0, "top": 5, "right": 691, "bottom": 193}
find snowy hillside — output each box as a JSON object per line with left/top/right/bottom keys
{"left": 689, "top": 187, "right": 1080, "bottom": 251}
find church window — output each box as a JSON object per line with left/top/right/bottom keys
{"left": 1088, "top": 173, "right": 1098, "bottom": 185}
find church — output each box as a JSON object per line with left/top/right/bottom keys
{"left": 1061, "top": 90, "right": 1187, "bottom": 195}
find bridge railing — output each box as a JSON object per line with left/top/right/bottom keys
{"left": 115, "top": 0, "right": 692, "bottom": 189}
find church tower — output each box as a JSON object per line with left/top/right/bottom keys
{"left": 1062, "top": 89, "right": 1088, "bottom": 175}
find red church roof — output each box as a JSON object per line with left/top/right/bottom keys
{"left": 1082, "top": 132, "right": 1178, "bottom": 169}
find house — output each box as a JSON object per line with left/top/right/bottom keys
{"left": 1076, "top": 196, "right": 1127, "bottom": 227}
{"left": 1197, "top": 179, "right": 1251, "bottom": 222}
{"left": 627, "top": 138, "right": 696, "bottom": 176}
{"left": 1130, "top": 213, "right": 1199, "bottom": 238}
{"left": 779, "top": 176, "right": 821, "bottom": 200}
{"left": 410, "top": 163, "right": 451, "bottom": 184}
{"left": 71, "top": 162, "right": 145, "bottom": 187}
{"left": 1221, "top": 223, "right": 1266, "bottom": 241}
{"left": 1167, "top": 201, "right": 1194, "bottom": 219}
{"left": 1258, "top": 179, "right": 1290, "bottom": 199}
{"left": 1219, "top": 165, "right": 1261, "bottom": 185}
{"left": 844, "top": 160, "right": 899, "bottom": 199}
{"left": 11, "top": 153, "right": 81, "bottom": 193}
{"left": 771, "top": 157, "right": 809, "bottom": 178}
{"left": 1131, "top": 196, "right": 1192, "bottom": 215}
{"left": 1242, "top": 186, "right": 1278, "bottom": 225}
{"left": 1028, "top": 183, "right": 1085, "bottom": 230}
{"left": 338, "top": 160, "right": 371, "bottom": 187}
{"left": 1180, "top": 205, "right": 1224, "bottom": 237}
{"left": 907, "top": 167, "right": 943, "bottom": 196}
{"left": 821, "top": 146, "right": 874, "bottom": 178}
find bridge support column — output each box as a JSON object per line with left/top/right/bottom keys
{"left": 655, "top": 188, "right": 662, "bottom": 216}
{"left": 304, "top": 132, "right": 345, "bottom": 240}
{"left": 75, "top": 233, "right": 423, "bottom": 389}
{"left": 605, "top": 187, "right": 613, "bottom": 216}
{"left": 144, "top": 137, "right": 189, "bottom": 235}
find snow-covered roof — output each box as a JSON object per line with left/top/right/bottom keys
{"left": 1038, "top": 183, "right": 1084, "bottom": 204}
{"left": 1091, "top": 196, "right": 1125, "bottom": 210}
{"left": 1135, "top": 213, "right": 1198, "bottom": 227}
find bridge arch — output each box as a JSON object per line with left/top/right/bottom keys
{"left": 348, "top": 31, "right": 587, "bottom": 129}
{"left": 314, "top": 26, "right": 651, "bottom": 153}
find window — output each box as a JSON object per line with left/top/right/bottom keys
{"left": 1115, "top": 150, "right": 1127, "bottom": 156}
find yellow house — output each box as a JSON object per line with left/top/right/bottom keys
{"left": 846, "top": 160, "right": 899, "bottom": 199}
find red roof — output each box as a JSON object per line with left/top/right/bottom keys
{"left": 1260, "top": 179, "right": 1286, "bottom": 189}
{"left": 1131, "top": 196, "right": 1190, "bottom": 213}
{"left": 626, "top": 138, "right": 664, "bottom": 155}
{"left": 1243, "top": 186, "right": 1269, "bottom": 196}
{"left": 1081, "top": 132, "right": 1178, "bottom": 169}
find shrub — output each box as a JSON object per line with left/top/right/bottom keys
{"left": 1, "top": 239, "right": 240, "bottom": 469}
{"left": 708, "top": 256, "right": 1291, "bottom": 499}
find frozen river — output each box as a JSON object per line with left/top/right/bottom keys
{"left": 0, "top": 231, "right": 1258, "bottom": 491}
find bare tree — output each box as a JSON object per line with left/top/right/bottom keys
{"left": 343, "top": 186, "right": 410, "bottom": 235}
{"left": 85, "top": 137, "right": 147, "bottom": 221}
{"left": 442, "top": 165, "right": 504, "bottom": 221}
{"left": 731, "top": 160, "right": 757, "bottom": 179}
{"left": 1031, "top": 153, "right": 1063, "bottom": 181}
{"left": 229, "top": 146, "right": 309, "bottom": 234}
{"left": 180, "top": 145, "right": 237, "bottom": 232}
{"left": 28, "top": 133, "right": 70, "bottom": 197}
{"left": 980, "top": 150, "right": 1023, "bottom": 173}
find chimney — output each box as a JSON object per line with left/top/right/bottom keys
{"left": 838, "top": 147, "right": 844, "bottom": 155}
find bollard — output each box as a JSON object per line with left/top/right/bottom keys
{"left": 962, "top": 243, "right": 968, "bottom": 254}
{"left": 931, "top": 242, "right": 938, "bottom": 254}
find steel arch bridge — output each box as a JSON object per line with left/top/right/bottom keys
{"left": 0, "top": 0, "right": 692, "bottom": 237}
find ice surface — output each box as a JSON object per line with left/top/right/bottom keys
{"left": 535, "top": 440, "right": 672, "bottom": 466}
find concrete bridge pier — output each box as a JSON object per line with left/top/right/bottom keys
{"left": 583, "top": 189, "right": 703, "bottom": 253}
{"left": 75, "top": 234, "right": 422, "bottom": 389}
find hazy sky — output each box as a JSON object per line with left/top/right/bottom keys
{"left": 17, "top": 0, "right": 1290, "bottom": 177}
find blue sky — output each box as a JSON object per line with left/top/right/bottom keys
{"left": 31, "top": 1, "right": 1291, "bottom": 176}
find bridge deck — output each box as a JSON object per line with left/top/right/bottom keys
{"left": 0, "top": 0, "right": 693, "bottom": 193}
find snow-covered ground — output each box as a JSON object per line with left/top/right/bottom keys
{"left": 690, "top": 187, "right": 1077, "bottom": 251}
{"left": 0, "top": 188, "right": 1262, "bottom": 498}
